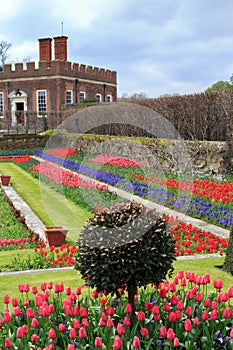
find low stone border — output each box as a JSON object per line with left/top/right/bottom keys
{"left": 1, "top": 184, "right": 46, "bottom": 242}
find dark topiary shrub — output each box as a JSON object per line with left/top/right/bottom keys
{"left": 75, "top": 202, "right": 176, "bottom": 325}
{"left": 223, "top": 225, "right": 233, "bottom": 275}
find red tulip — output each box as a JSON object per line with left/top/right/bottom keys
{"left": 230, "top": 328, "right": 233, "bottom": 338}
{"left": 184, "top": 319, "right": 192, "bottom": 332}
{"left": 167, "top": 328, "right": 175, "bottom": 341}
{"left": 79, "top": 327, "right": 87, "bottom": 338}
{"left": 213, "top": 279, "right": 223, "bottom": 292}
{"left": 95, "top": 337, "right": 103, "bottom": 348}
{"left": 223, "top": 307, "right": 231, "bottom": 319}
{"left": 159, "top": 325, "right": 167, "bottom": 338}
{"left": 106, "top": 305, "right": 115, "bottom": 316}
{"left": 210, "top": 309, "right": 218, "bottom": 320}
{"left": 117, "top": 323, "right": 125, "bottom": 335}
{"left": 4, "top": 338, "right": 13, "bottom": 348}
{"left": 204, "top": 298, "right": 211, "bottom": 308}
{"left": 11, "top": 297, "right": 18, "bottom": 307}
{"left": 137, "top": 310, "right": 145, "bottom": 321}
{"left": 31, "top": 318, "right": 39, "bottom": 328}
{"left": 92, "top": 289, "right": 99, "bottom": 298}
{"left": 4, "top": 311, "right": 11, "bottom": 322}
{"left": 26, "top": 307, "right": 34, "bottom": 319}
{"left": 66, "top": 345, "right": 75, "bottom": 350}
{"left": 17, "top": 327, "right": 25, "bottom": 338}
{"left": 193, "top": 316, "right": 200, "bottom": 326}
{"left": 48, "top": 328, "right": 56, "bottom": 339}
{"left": 164, "top": 301, "right": 170, "bottom": 312}
{"left": 177, "top": 300, "right": 184, "bottom": 311}
{"left": 59, "top": 323, "right": 66, "bottom": 332}
{"left": 80, "top": 307, "right": 88, "bottom": 317}
{"left": 4, "top": 294, "right": 10, "bottom": 305}
{"left": 145, "top": 302, "right": 153, "bottom": 311}
{"left": 168, "top": 311, "right": 176, "bottom": 322}
{"left": 132, "top": 336, "right": 141, "bottom": 348}
{"left": 69, "top": 328, "right": 76, "bottom": 339}
{"left": 113, "top": 335, "right": 122, "bottom": 349}
{"left": 125, "top": 303, "right": 132, "bottom": 313}
{"left": 174, "top": 337, "right": 180, "bottom": 347}
{"left": 31, "top": 334, "right": 39, "bottom": 343}
{"left": 107, "top": 318, "right": 114, "bottom": 328}
{"left": 141, "top": 327, "right": 149, "bottom": 337}
{"left": 202, "top": 310, "right": 208, "bottom": 320}
{"left": 196, "top": 291, "right": 203, "bottom": 302}
{"left": 123, "top": 316, "right": 130, "bottom": 326}
{"left": 185, "top": 306, "right": 192, "bottom": 317}
{"left": 14, "top": 306, "right": 21, "bottom": 317}
{"left": 82, "top": 318, "right": 89, "bottom": 327}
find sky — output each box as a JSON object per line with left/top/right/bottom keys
{"left": 1, "top": 0, "right": 233, "bottom": 98}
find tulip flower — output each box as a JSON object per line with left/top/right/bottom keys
{"left": 184, "top": 319, "right": 192, "bottom": 332}
{"left": 4, "top": 294, "right": 10, "bottom": 305}
{"left": 137, "top": 310, "right": 145, "bottom": 321}
{"left": 141, "top": 327, "right": 149, "bottom": 337}
{"left": 4, "top": 338, "right": 13, "bottom": 348}
{"left": 125, "top": 303, "right": 132, "bottom": 313}
{"left": 167, "top": 328, "right": 175, "bottom": 341}
{"left": 31, "top": 334, "right": 39, "bottom": 343}
{"left": 113, "top": 335, "right": 122, "bottom": 349}
{"left": 132, "top": 336, "right": 141, "bottom": 348}
{"left": 69, "top": 328, "right": 76, "bottom": 339}
{"left": 95, "top": 337, "right": 103, "bottom": 347}
{"left": 174, "top": 337, "right": 180, "bottom": 347}
{"left": 117, "top": 323, "right": 125, "bottom": 335}
{"left": 48, "top": 328, "right": 56, "bottom": 339}
{"left": 159, "top": 325, "right": 167, "bottom": 338}
{"left": 79, "top": 327, "right": 87, "bottom": 338}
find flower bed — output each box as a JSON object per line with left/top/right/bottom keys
{"left": 0, "top": 156, "right": 33, "bottom": 163}
{"left": 46, "top": 148, "right": 78, "bottom": 158}
{"left": 1, "top": 271, "right": 233, "bottom": 349}
{"left": 33, "top": 150, "right": 233, "bottom": 229}
{"left": 0, "top": 244, "right": 77, "bottom": 272}
{"left": 89, "top": 154, "right": 149, "bottom": 167}
{"left": 0, "top": 153, "right": 228, "bottom": 257}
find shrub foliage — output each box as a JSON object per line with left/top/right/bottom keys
{"left": 75, "top": 202, "right": 176, "bottom": 324}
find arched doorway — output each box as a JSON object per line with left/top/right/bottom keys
{"left": 8, "top": 89, "right": 28, "bottom": 126}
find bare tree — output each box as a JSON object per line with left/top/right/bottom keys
{"left": 0, "top": 41, "right": 12, "bottom": 69}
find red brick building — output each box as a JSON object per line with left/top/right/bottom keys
{"left": 0, "top": 36, "right": 117, "bottom": 128}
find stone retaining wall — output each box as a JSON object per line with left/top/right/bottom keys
{"left": 48, "top": 133, "right": 232, "bottom": 178}
{"left": 0, "top": 134, "right": 47, "bottom": 150}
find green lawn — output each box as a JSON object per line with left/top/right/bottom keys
{"left": 0, "top": 162, "right": 91, "bottom": 242}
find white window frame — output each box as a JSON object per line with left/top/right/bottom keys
{"left": 107, "top": 94, "right": 112, "bottom": 103}
{"left": 0, "top": 92, "right": 4, "bottom": 117}
{"left": 66, "top": 90, "right": 73, "bottom": 104}
{"left": 79, "top": 91, "right": 86, "bottom": 103}
{"left": 37, "top": 90, "right": 47, "bottom": 117}
{"left": 96, "top": 93, "right": 102, "bottom": 103}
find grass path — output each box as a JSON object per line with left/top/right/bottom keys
{"left": 0, "top": 163, "right": 91, "bottom": 242}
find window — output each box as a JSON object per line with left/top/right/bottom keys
{"left": 0, "top": 92, "right": 3, "bottom": 117}
{"left": 96, "top": 94, "right": 102, "bottom": 103}
{"left": 37, "top": 90, "right": 47, "bottom": 116}
{"left": 79, "top": 92, "right": 86, "bottom": 103}
{"left": 107, "top": 94, "right": 112, "bottom": 103}
{"left": 66, "top": 90, "right": 73, "bottom": 104}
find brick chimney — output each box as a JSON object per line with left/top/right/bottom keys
{"left": 38, "top": 38, "right": 52, "bottom": 62}
{"left": 54, "top": 36, "right": 68, "bottom": 61}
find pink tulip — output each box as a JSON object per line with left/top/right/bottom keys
{"left": 95, "top": 337, "right": 103, "bottom": 348}
{"left": 132, "top": 336, "right": 141, "bottom": 348}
